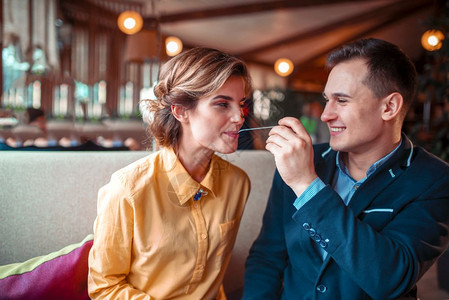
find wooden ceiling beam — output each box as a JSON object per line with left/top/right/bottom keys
{"left": 151, "top": 0, "right": 381, "bottom": 23}
{"left": 293, "top": 0, "right": 432, "bottom": 71}
{"left": 287, "top": 0, "right": 434, "bottom": 86}
{"left": 60, "top": 0, "right": 120, "bottom": 28}
{"left": 237, "top": 0, "right": 433, "bottom": 58}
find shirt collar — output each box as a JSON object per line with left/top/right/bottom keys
{"left": 336, "top": 139, "right": 403, "bottom": 179}
{"left": 162, "top": 147, "right": 218, "bottom": 206}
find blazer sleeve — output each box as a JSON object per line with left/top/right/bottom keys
{"left": 292, "top": 173, "right": 449, "bottom": 299}
{"left": 243, "top": 170, "right": 289, "bottom": 299}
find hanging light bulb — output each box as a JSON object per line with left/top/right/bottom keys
{"left": 274, "top": 58, "right": 294, "bottom": 77}
{"left": 421, "top": 29, "right": 445, "bottom": 51}
{"left": 117, "top": 11, "right": 144, "bottom": 35}
{"left": 165, "top": 36, "right": 183, "bottom": 56}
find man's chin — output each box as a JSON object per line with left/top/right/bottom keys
{"left": 329, "top": 139, "right": 344, "bottom": 152}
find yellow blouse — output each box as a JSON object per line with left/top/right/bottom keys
{"left": 88, "top": 147, "right": 250, "bottom": 299}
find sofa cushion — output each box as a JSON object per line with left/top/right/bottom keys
{"left": 0, "top": 234, "right": 93, "bottom": 300}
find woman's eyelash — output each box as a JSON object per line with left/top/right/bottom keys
{"left": 215, "top": 100, "right": 246, "bottom": 108}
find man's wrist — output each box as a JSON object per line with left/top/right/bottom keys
{"left": 293, "top": 177, "right": 326, "bottom": 210}
{"left": 291, "top": 176, "right": 319, "bottom": 197}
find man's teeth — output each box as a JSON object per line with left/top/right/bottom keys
{"left": 330, "top": 128, "right": 345, "bottom": 132}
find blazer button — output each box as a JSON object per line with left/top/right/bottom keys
{"left": 308, "top": 228, "right": 316, "bottom": 237}
{"left": 319, "top": 240, "right": 328, "bottom": 248}
{"left": 313, "top": 234, "right": 322, "bottom": 242}
{"left": 302, "top": 223, "right": 311, "bottom": 230}
{"left": 317, "top": 284, "right": 327, "bottom": 293}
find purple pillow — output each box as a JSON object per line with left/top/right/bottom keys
{"left": 0, "top": 234, "right": 93, "bottom": 300}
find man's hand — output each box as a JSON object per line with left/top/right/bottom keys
{"left": 266, "top": 117, "right": 318, "bottom": 197}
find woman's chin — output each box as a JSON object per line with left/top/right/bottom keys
{"left": 216, "top": 142, "right": 238, "bottom": 154}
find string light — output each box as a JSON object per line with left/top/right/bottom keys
{"left": 421, "top": 29, "right": 445, "bottom": 51}
{"left": 274, "top": 58, "right": 294, "bottom": 77}
{"left": 117, "top": 11, "right": 143, "bottom": 35}
{"left": 165, "top": 36, "right": 183, "bottom": 56}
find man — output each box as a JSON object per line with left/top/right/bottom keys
{"left": 243, "top": 38, "right": 449, "bottom": 299}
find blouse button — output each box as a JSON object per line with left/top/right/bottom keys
{"left": 201, "top": 233, "right": 208, "bottom": 240}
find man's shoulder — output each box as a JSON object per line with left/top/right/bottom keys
{"left": 411, "top": 146, "right": 449, "bottom": 176}
{"left": 393, "top": 146, "right": 449, "bottom": 200}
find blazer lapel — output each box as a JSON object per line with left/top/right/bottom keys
{"left": 315, "top": 146, "right": 337, "bottom": 185}
{"left": 348, "top": 169, "right": 401, "bottom": 216}
{"left": 348, "top": 135, "right": 413, "bottom": 216}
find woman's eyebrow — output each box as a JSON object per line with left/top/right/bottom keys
{"left": 212, "top": 95, "right": 233, "bottom": 100}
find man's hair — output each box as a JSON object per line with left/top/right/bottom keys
{"left": 326, "top": 38, "right": 417, "bottom": 120}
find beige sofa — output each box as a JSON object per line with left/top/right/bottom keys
{"left": 0, "top": 150, "right": 275, "bottom": 298}
{"left": 1, "top": 150, "right": 446, "bottom": 299}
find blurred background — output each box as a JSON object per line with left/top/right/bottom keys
{"left": 0, "top": 0, "right": 448, "bottom": 157}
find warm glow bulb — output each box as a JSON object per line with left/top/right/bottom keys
{"left": 274, "top": 58, "right": 294, "bottom": 77}
{"left": 167, "top": 41, "right": 179, "bottom": 53}
{"left": 278, "top": 62, "right": 290, "bottom": 73}
{"left": 124, "top": 17, "right": 136, "bottom": 30}
{"left": 428, "top": 35, "right": 439, "bottom": 46}
{"left": 117, "top": 11, "right": 143, "bottom": 35}
{"left": 421, "top": 29, "right": 444, "bottom": 51}
{"left": 165, "top": 36, "right": 183, "bottom": 56}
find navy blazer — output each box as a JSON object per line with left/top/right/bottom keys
{"left": 243, "top": 134, "right": 449, "bottom": 299}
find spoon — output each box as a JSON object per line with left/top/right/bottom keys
{"left": 238, "top": 126, "right": 275, "bottom": 133}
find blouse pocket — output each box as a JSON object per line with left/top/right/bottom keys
{"left": 215, "top": 218, "right": 238, "bottom": 267}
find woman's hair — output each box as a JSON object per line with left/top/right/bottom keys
{"left": 326, "top": 38, "right": 417, "bottom": 120}
{"left": 140, "top": 47, "right": 252, "bottom": 148}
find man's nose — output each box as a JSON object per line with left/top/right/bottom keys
{"left": 321, "top": 104, "right": 334, "bottom": 122}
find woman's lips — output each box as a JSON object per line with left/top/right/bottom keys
{"left": 224, "top": 131, "right": 240, "bottom": 138}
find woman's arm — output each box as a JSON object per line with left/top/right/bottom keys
{"left": 88, "top": 175, "right": 150, "bottom": 299}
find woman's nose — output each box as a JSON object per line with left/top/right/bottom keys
{"left": 231, "top": 106, "right": 245, "bottom": 123}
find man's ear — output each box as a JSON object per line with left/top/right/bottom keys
{"left": 382, "top": 92, "right": 403, "bottom": 121}
{"left": 171, "top": 105, "right": 189, "bottom": 123}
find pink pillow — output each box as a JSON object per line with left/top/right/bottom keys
{"left": 0, "top": 234, "right": 93, "bottom": 300}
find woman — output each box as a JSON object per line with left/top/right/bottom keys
{"left": 88, "top": 48, "right": 252, "bottom": 299}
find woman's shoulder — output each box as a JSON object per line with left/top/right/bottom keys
{"left": 118, "top": 151, "right": 157, "bottom": 173}
{"left": 109, "top": 151, "right": 161, "bottom": 189}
